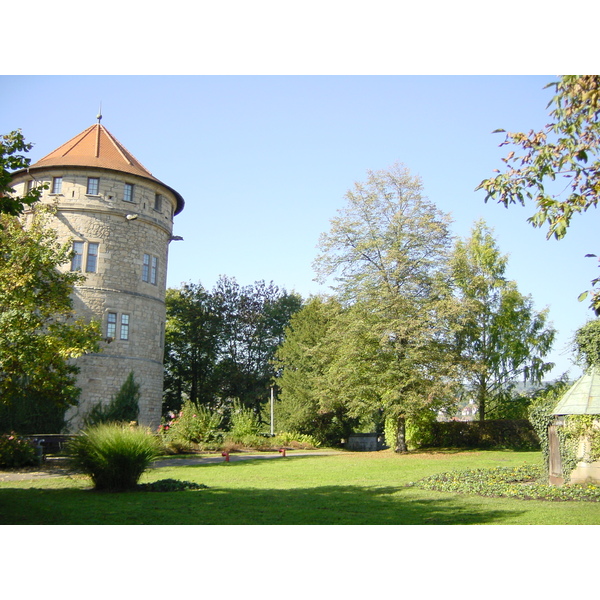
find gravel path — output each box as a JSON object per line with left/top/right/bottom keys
{"left": 0, "top": 451, "right": 345, "bottom": 482}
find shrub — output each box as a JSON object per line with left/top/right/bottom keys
{"left": 83, "top": 371, "right": 140, "bottom": 427}
{"left": 222, "top": 433, "right": 270, "bottom": 450}
{"left": 228, "top": 401, "right": 261, "bottom": 441}
{"left": 159, "top": 400, "right": 223, "bottom": 451}
{"left": 406, "top": 412, "right": 437, "bottom": 450}
{"left": 68, "top": 423, "right": 160, "bottom": 491}
{"left": 220, "top": 432, "right": 320, "bottom": 452}
{"left": 0, "top": 390, "right": 69, "bottom": 435}
{"left": 426, "top": 419, "right": 540, "bottom": 450}
{"left": 275, "top": 432, "right": 320, "bottom": 449}
{"left": 137, "top": 479, "right": 208, "bottom": 492}
{"left": 0, "top": 432, "right": 38, "bottom": 469}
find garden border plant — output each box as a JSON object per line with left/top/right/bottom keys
{"left": 0, "top": 432, "right": 38, "bottom": 469}
{"left": 158, "top": 398, "right": 321, "bottom": 454}
{"left": 411, "top": 464, "right": 600, "bottom": 502}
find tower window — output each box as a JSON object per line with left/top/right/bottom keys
{"left": 51, "top": 177, "right": 62, "bottom": 194}
{"left": 120, "top": 314, "right": 130, "bottom": 340}
{"left": 71, "top": 241, "right": 100, "bottom": 273}
{"left": 124, "top": 183, "right": 134, "bottom": 203}
{"left": 106, "top": 312, "right": 130, "bottom": 341}
{"left": 71, "top": 241, "right": 84, "bottom": 271}
{"left": 151, "top": 256, "right": 158, "bottom": 284}
{"left": 86, "top": 177, "right": 99, "bottom": 195}
{"left": 86, "top": 243, "right": 99, "bottom": 273}
{"left": 154, "top": 194, "right": 162, "bottom": 212}
{"left": 107, "top": 312, "right": 117, "bottom": 339}
{"left": 142, "top": 253, "right": 158, "bottom": 284}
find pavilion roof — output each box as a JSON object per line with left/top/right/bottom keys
{"left": 552, "top": 368, "right": 600, "bottom": 415}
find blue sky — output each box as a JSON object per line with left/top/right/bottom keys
{"left": 2, "top": 75, "right": 598, "bottom": 380}
{"left": 5, "top": 0, "right": 600, "bottom": 586}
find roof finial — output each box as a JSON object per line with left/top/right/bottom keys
{"left": 97, "top": 103, "right": 103, "bottom": 124}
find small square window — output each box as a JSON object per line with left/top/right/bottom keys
{"left": 51, "top": 177, "right": 62, "bottom": 194}
{"left": 71, "top": 241, "right": 84, "bottom": 271}
{"left": 124, "top": 183, "right": 134, "bottom": 202}
{"left": 86, "top": 177, "right": 99, "bottom": 195}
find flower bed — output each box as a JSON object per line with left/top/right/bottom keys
{"left": 410, "top": 464, "right": 600, "bottom": 502}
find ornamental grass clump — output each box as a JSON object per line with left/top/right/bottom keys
{"left": 68, "top": 423, "right": 160, "bottom": 492}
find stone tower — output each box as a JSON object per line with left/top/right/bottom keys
{"left": 10, "top": 119, "right": 185, "bottom": 430}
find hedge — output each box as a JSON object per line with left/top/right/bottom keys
{"left": 424, "top": 419, "right": 540, "bottom": 451}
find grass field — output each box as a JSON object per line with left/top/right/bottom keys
{"left": 1, "top": 448, "right": 599, "bottom": 525}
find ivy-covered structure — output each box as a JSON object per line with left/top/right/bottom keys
{"left": 548, "top": 369, "right": 600, "bottom": 485}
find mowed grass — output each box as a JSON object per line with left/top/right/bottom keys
{"left": 1, "top": 449, "right": 599, "bottom": 525}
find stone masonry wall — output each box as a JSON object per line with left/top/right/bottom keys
{"left": 13, "top": 167, "right": 179, "bottom": 430}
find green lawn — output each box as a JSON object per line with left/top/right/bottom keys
{"left": 1, "top": 449, "right": 599, "bottom": 524}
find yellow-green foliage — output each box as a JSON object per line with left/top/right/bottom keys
{"left": 68, "top": 423, "right": 160, "bottom": 491}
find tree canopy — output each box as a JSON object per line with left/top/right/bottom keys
{"left": 1, "top": 130, "right": 45, "bottom": 216}
{"left": 476, "top": 75, "right": 600, "bottom": 311}
{"left": 274, "top": 296, "right": 357, "bottom": 444}
{"left": 163, "top": 276, "right": 302, "bottom": 421}
{"left": 450, "top": 220, "right": 556, "bottom": 421}
{"left": 0, "top": 206, "right": 101, "bottom": 433}
{"left": 308, "top": 163, "right": 459, "bottom": 450}
{"left": 572, "top": 318, "right": 600, "bottom": 370}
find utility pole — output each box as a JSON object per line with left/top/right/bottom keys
{"left": 270, "top": 386, "right": 275, "bottom": 436}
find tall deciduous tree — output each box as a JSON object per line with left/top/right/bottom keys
{"left": 163, "top": 283, "right": 222, "bottom": 415}
{"left": 163, "top": 276, "right": 302, "bottom": 420}
{"left": 476, "top": 75, "right": 600, "bottom": 311}
{"left": 451, "top": 220, "right": 556, "bottom": 421}
{"left": 313, "top": 163, "right": 458, "bottom": 451}
{"left": 0, "top": 207, "right": 101, "bottom": 432}
{"left": 213, "top": 276, "right": 303, "bottom": 416}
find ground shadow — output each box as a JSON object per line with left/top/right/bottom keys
{"left": 0, "top": 481, "right": 523, "bottom": 525}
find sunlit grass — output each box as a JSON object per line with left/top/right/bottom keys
{"left": 1, "top": 449, "right": 599, "bottom": 524}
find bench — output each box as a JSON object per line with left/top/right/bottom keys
{"left": 25, "top": 434, "right": 78, "bottom": 461}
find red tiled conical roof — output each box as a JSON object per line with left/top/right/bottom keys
{"left": 31, "top": 123, "right": 158, "bottom": 179}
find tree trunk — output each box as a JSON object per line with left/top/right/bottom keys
{"left": 478, "top": 389, "right": 486, "bottom": 422}
{"left": 477, "top": 381, "right": 486, "bottom": 422}
{"left": 395, "top": 415, "right": 408, "bottom": 453}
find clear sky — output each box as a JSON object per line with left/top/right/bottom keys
{"left": 2, "top": 75, "right": 597, "bottom": 380}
